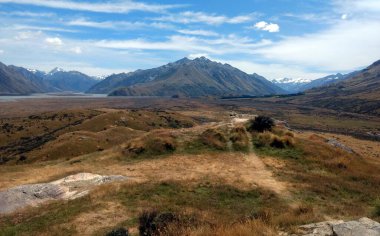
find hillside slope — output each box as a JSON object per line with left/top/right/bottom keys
{"left": 0, "top": 62, "right": 44, "bottom": 95}
{"left": 88, "top": 57, "right": 284, "bottom": 97}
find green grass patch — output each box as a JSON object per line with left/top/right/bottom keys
{"left": 0, "top": 196, "right": 96, "bottom": 236}
{"left": 115, "top": 182, "right": 283, "bottom": 222}
{"left": 254, "top": 145, "right": 304, "bottom": 160}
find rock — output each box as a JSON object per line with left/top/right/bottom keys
{"left": 0, "top": 173, "right": 127, "bottom": 215}
{"left": 326, "top": 138, "right": 354, "bottom": 153}
{"left": 299, "top": 220, "right": 343, "bottom": 236}
{"left": 333, "top": 220, "right": 380, "bottom": 236}
{"left": 358, "top": 217, "right": 380, "bottom": 229}
{"left": 295, "top": 218, "right": 380, "bottom": 236}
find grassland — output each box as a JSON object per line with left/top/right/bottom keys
{"left": 0, "top": 97, "right": 379, "bottom": 235}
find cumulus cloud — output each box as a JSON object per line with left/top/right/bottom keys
{"left": 45, "top": 37, "right": 63, "bottom": 46}
{"left": 253, "top": 21, "right": 280, "bottom": 32}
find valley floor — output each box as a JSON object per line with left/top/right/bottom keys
{"left": 0, "top": 97, "right": 379, "bottom": 235}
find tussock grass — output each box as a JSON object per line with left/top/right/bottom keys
{"left": 123, "top": 131, "right": 177, "bottom": 158}
{"left": 230, "top": 126, "right": 250, "bottom": 152}
{"left": 200, "top": 128, "right": 228, "bottom": 150}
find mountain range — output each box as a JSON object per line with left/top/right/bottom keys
{"left": 87, "top": 57, "right": 285, "bottom": 97}
{"left": 290, "top": 60, "right": 380, "bottom": 115}
{"left": 0, "top": 62, "right": 45, "bottom": 95}
{"left": 272, "top": 72, "right": 360, "bottom": 93}
{"left": 1, "top": 57, "right": 379, "bottom": 116}
{"left": 0, "top": 64, "right": 98, "bottom": 95}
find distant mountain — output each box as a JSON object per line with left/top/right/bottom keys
{"left": 0, "top": 62, "right": 45, "bottom": 95}
{"left": 271, "top": 78, "right": 311, "bottom": 93}
{"left": 44, "top": 68, "right": 98, "bottom": 92}
{"left": 273, "top": 73, "right": 359, "bottom": 93}
{"left": 0, "top": 62, "right": 100, "bottom": 94}
{"left": 87, "top": 57, "right": 285, "bottom": 97}
{"left": 8, "top": 66, "right": 56, "bottom": 92}
{"left": 292, "top": 60, "right": 380, "bottom": 115}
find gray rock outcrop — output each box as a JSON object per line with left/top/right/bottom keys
{"left": 295, "top": 218, "right": 380, "bottom": 236}
{"left": 0, "top": 173, "right": 127, "bottom": 214}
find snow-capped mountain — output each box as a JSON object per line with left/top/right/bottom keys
{"left": 271, "top": 78, "right": 310, "bottom": 93}
{"left": 272, "top": 72, "right": 358, "bottom": 93}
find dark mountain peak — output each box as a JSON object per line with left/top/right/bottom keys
{"left": 368, "top": 59, "right": 380, "bottom": 68}
{"left": 87, "top": 57, "right": 284, "bottom": 96}
{"left": 175, "top": 57, "right": 191, "bottom": 64}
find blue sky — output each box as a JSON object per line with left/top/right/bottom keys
{"left": 0, "top": 0, "right": 380, "bottom": 80}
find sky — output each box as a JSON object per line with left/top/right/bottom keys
{"left": 0, "top": 0, "right": 380, "bottom": 80}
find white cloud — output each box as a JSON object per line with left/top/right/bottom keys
{"left": 155, "top": 11, "right": 256, "bottom": 25}
{"left": 256, "top": 18, "right": 380, "bottom": 71}
{"left": 10, "top": 24, "right": 77, "bottom": 33}
{"left": 178, "top": 29, "right": 218, "bottom": 37}
{"left": 45, "top": 37, "right": 63, "bottom": 46}
{"left": 94, "top": 35, "right": 271, "bottom": 55}
{"left": 253, "top": 21, "right": 280, "bottom": 32}
{"left": 0, "top": 0, "right": 183, "bottom": 14}
{"left": 70, "top": 46, "right": 82, "bottom": 54}
{"left": 67, "top": 18, "right": 174, "bottom": 30}
{"left": 0, "top": 11, "right": 55, "bottom": 17}
{"left": 0, "top": 49, "right": 4, "bottom": 54}
{"left": 334, "top": 0, "right": 380, "bottom": 14}
{"left": 15, "top": 31, "right": 42, "bottom": 40}
{"left": 341, "top": 14, "right": 348, "bottom": 20}
{"left": 216, "top": 59, "right": 328, "bottom": 80}
{"left": 188, "top": 53, "right": 209, "bottom": 59}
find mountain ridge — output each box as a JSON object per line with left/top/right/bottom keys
{"left": 88, "top": 57, "right": 285, "bottom": 97}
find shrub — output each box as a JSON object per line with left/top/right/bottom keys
{"left": 253, "top": 133, "right": 295, "bottom": 149}
{"left": 247, "top": 116, "right": 274, "bottom": 133}
{"left": 200, "top": 129, "right": 228, "bottom": 150}
{"left": 106, "top": 227, "right": 129, "bottom": 236}
{"left": 270, "top": 137, "right": 286, "bottom": 149}
{"left": 138, "top": 210, "right": 178, "bottom": 236}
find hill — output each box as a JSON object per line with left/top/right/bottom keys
{"left": 292, "top": 60, "right": 380, "bottom": 115}
{"left": 87, "top": 57, "right": 284, "bottom": 97}
{"left": 0, "top": 62, "right": 45, "bottom": 95}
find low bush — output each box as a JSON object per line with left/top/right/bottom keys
{"left": 230, "top": 126, "right": 249, "bottom": 151}
{"left": 247, "top": 116, "right": 274, "bottom": 133}
{"left": 106, "top": 227, "right": 129, "bottom": 236}
{"left": 200, "top": 129, "right": 228, "bottom": 150}
{"left": 138, "top": 210, "right": 185, "bottom": 236}
{"left": 123, "top": 134, "right": 176, "bottom": 158}
{"left": 253, "top": 132, "right": 295, "bottom": 149}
